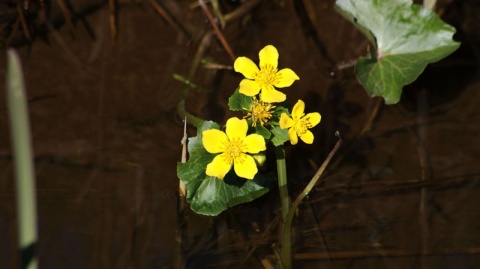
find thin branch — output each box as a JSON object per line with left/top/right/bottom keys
{"left": 198, "top": 0, "right": 236, "bottom": 62}
{"left": 16, "top": 4, "right": 31, "bottom": 41}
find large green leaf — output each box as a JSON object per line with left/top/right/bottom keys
{"left": 335, "top": 0, "right": 460, "bottom": 104}
{"left": 177, "top": 121, "right": 274, "bottom": 216}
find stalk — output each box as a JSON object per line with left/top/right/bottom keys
{"left": 6, "top": 49, "right": 38, "bottom": 269}
{"left": 275, "top": 146, "right": 291, "bottom": 269}
{"left": 278, "top": 133, "right": 342, "bottom": 269}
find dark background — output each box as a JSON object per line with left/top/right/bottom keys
{"left": 1, "top": 0, "right": 480, "bottom": 268}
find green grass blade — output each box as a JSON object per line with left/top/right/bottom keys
{"left": 6, "top": 49, "right": 38, "bottom": 269}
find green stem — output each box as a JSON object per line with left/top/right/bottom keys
{"left": 176, "top": 99, "right": 204, "bottom": 127}
{"left": 275, "top": 145, "right": 291, "bottom": 269}
{"left": 7, "top": 49, "right": 38, "bottom": 269}
{"left": 277, "top": 133, "right": 342, "bottom": 269}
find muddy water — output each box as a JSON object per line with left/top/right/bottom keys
{"left": 1, "top": 0, "right": 480, "bottom": 268}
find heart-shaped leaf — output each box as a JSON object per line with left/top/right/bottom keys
{"left": 177, "top": 121, "right": 274, "bottom": 216}
{"left": 335, "top": 0, "right": 460, "bottom": 104}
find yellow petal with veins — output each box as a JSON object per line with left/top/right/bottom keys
{"left": 226, "top": 117, "right": 247, "bottom": 140}
{"left": 239, "top": 79, "right": 261, "bottom": 96}
{"left": 202, "top": 129, "right": 228, "bottom": 153}
{"left": 206, "top": 154, "right": 232, "bottom": 179}
{"left": 291, "top": 100, "right": 305, "bottom": 120}
{"left": 274, "top": 68, "right": 299, "bottom": 88}
{"left": 260, "top": 85, "right": 286, "bottom": 103}
{"left": 299, "top": 130, "right": 314, "bottom": 144}
{"left": 259, "top": 45, "right": 279, "bottom": 69}
{"left": 279, "top": 113, "right": 294, "bottom": 129}
{"left": 243, "top": 134, "right": 266, "bottom": 154}
{"left": 305, "top": 112, "right": 321, "bottom": 127}
{"left": 233, "top": 154, "right": 258, "bottom": 180}
{"left": 234, "top": 57, "right": 259, "bottom": 79}
{"left": 288, "top": 127, "right": 298, "bottom": 145}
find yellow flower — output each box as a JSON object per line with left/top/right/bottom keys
{"left": 202, "top": 117, "right": 266, "bottom": 180}
{"left": 244, "top": 97, "right": 275, "bottom": 127}
{"left": 234, "top": 45, "right": 299, "bottom": 103}
{"left": 280, "top": 100, "right": 321, "bottom": 145}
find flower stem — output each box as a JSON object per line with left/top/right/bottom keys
{"left": 282, "top": 133, "right": 342, "bottom": 268}
{"left": 277, "top": 133, "right": 342, "bottom": 269}
{"left": 275, "top": 145, "right": 291, "bottom": 269}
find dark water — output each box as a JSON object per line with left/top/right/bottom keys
{"left": 1, "top": 0, "right": 480, "bottom": 268}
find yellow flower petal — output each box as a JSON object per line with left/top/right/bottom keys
{"left": 226, "top": 117, "right": 248, "bottom": 140}
{"left": 260, "top": 85, "right": 286, "bottom": 103}
{"left": 274, "top": 68, "right": 299, "bottom": 88}
{"left": 305, "top": 112, "right": 321, "bottom": 127}
{"left": 243, "top": 134, "right": 266, "bottom": 154}
{"left": 206, "top": 154, "right": 232, "bottom": 179}
{"left": 288, "top": 127, "right": 298, "bottom": 145}
{"left": 279, "top": 113, "right": 294, "bottom": 129}
{"left": 234, "top": 57, "right": 259, "bottom": 79}
{"left": 234, "top": 154, "right": 258, "bottom": 180}
{"left": 259, "top": 45, "right": 279, "bottom": 69}
{"left": 291, "top": 100, "right": 305, "bottom": 120}
{"left": 299, "top": 130, "right": 314, "bottom": 144}
{"left": 239, "top": 79, "right": 261, "bottom": 96}
{"left": 202, "top": 129, "right": 228, "bottom": 153}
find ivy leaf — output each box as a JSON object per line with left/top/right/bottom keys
{"left": 228, "top": 89, "right": 253, "bottom": 111}
{"left": 255, "top": 125, "right": 271, "bottom": 140}
{"left": 335, "top": 0, "right": 460, "bottom": 104}
{"left": 177, "top": 121, "right": 274, "bottom": 216}
{"left": 271, "top": 126, "right": 289, "bottom": 146}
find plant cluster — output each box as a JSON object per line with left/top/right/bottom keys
{"left": 177, "top": 45, "right": 321, "bottom": 216}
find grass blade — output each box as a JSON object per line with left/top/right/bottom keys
{"left": 6, "top": 49, "right": 38, "bottom": 269}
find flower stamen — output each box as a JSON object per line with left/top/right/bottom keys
{"left": 244, "top": 97, "right": 275, "bottom": 127}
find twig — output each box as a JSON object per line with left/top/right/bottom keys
{"left": 56, "top": 0, "right": 76, "bottom": 35}
{"left": 176, "top": 31, "right": 212, "bottom": 126}
{"left": 198, "top": 0, "right": 236, "bottom": 62}
{"left": 176, "top": 117, "right": 188, "bottom": 269}
{"left": 108, "top": 0, "right": 116, "bottom": 40}
{"left": 415, "top": 88, "right": 432, "bottom": 269}
{"left": 309, "top": 174, "right": 478, "bottom": 205}
{"left": 224, "top": 0, "right": 263, "bottom": 23}
{"left": 16, "top": 4, "right": 31, "bottom": 41}
{"left": 147, "top": 0, "right": 188, "bottom": 37}
{"left": 6, "top": 16, "right": 21, "bottom": 46}
{"left": 359, "top": 97, "right": 383, "bottom": 136}
{"left": 280, "top": 132, "right": 342, "bottom": 269}
{"left": 202, "top": 63, "right": 233, "bottom": 70}
{"left": 291, "top": 247, "right": 480, "bottom": 260}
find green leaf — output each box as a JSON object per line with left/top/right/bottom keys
{"left": 228, "top": 89, "right": 253, "bottom": 111}
{"left": 271, "top": 126, "right": 289, "bottom": 146}
{"left": 177, "top": 121, "right": 274, "bottom": 216}
{"left": 335, "top": 0, "right": 460, "bottom": 104}
{"left": 255, "top": 125, "right": 271, "bottom": 140}
{"left": 270, "top": 105, "right": 290, "bottom": 126}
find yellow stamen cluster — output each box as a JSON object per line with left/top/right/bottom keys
{"left": 294, "top": 116, "right": 313, "bottom": 136}
{"left": 255, "top": 64, "right": 279, "bottom": 87}
{"left": 244, "top": 97, "right": 275, "bottom": 127}
{"left": 222, "top": 138, "right": 247, "bottom": 164}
